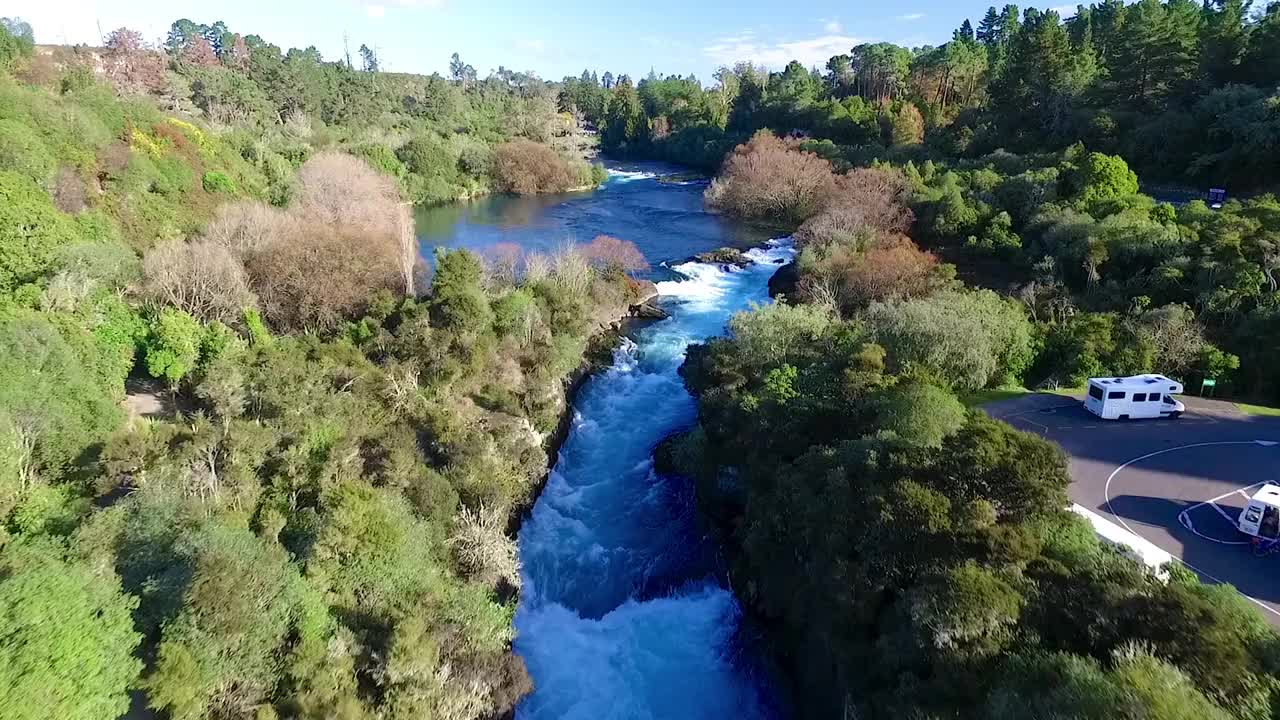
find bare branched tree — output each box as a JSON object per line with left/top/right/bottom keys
{"left": 142, "top": 240, "right": 257, "bottom": 324}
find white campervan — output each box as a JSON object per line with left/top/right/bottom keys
{"left": 1238, "top": 484, "right": 1280, "bottom": 541}
{"left": 1084, "top": 375, "right": 1185, "bottom": 420}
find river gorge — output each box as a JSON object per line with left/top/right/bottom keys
{"left": 417, "top": 166, "right": 789, "bottom": 719}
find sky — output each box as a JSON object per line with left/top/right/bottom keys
{"left": 2, "top": 0, "right": 1082, "bottom": 83}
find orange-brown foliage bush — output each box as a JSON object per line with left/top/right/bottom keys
{"left": 250, "top": 224, "right": 402, "bottom": 331}
{"left": 208, "top": 153, "right": 415, "bottom": 330}
{"left": 491, "top": 140, "right": 577, "bottom": 195}
{"left": 796, "top": 167, "right": 916, "bottom": 247}
{"left": 580, "top": 235, "right": 648, "bottom": 274}
{"left": 704, "top": 130, "right": 837, "bottom": 225}
{"left": 801, "top": 234, "right": 949, "bottom": 312}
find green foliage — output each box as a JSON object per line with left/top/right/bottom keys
{"left": 1074, "top": 151, "right": 1139, "bottom": 206}
{"left": 0, "top": 313, "right": 123, "bottom": 479}
{"left": 867, "top": 290, "right": 1033, "bottom": 391}
{"left": 0, "top": 119, "right": 55, "bottom": 186}
{"left": 877, "top": 382, "right": 966, "bottom": 447}
{"left": 0, "top": 171, "right": 78, "bottom": 294}
{"left": 0, "top": 539, "right": 142, "bottom": 720}
{"left": 200, "top": 170, "right": 236, "bottom": 194}
{"left": 144, "top": 523, "right": 310, "bottom": 720}
{"left": 0, "top": 20, "right": 34, "bottom": 71}
{"left": 144, "top": 308, "right": 204, "bottom": 386}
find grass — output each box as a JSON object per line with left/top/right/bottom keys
{"left": 1234, "top": 401, "right": 1280, "bottom": 417}
{"left": 961, "top": 385, "right": 1088, "bottom": 408}
{"left": 960, "top": 387, "right": 1029, "bottom": 408}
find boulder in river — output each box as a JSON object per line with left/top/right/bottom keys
{"left": 691, "top": 247, "right": 750, "bottom": 268}
{"left": 632, "top": 279, "right": 659, "bottom": 305}
{"left": 768, "top": 261, "right": 800, "bottom": 299}
{"left": 629, "top": 299, "right": 670, "bottom": 320}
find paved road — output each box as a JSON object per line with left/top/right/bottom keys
{"left": 988, "top": 393, "right": 1280, "bottom": 623}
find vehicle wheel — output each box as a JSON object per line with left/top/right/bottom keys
{"left": 1119, "top": 414, "right": 1129, "bottom": 421}
{"left": 1170, "top": 411, "right": 1182, "bottom": 419}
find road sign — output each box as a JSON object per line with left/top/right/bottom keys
{"left": 1202, "top": 378, "right": 1217, "bottom": 396}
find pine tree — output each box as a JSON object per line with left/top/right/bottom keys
{"left": 978, "top": 6, "right": 1002, "bottom": 46}
{"left": 1200, "top": 0, "right": 1249, "bottom": 85}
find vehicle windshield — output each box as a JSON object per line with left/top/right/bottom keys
{"left": 1163, "top": 395, "right": 1175, "bottom": 404}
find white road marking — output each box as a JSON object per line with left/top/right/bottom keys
{"left": 1105, "top": 440, "right": 1280, "bottom": 618}
{"left": 1208, "top": 501, "right": 1240, "bottom": 525}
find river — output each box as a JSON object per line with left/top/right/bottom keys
{"left": 416, "top": 165, "right": 790, "bottom": 720}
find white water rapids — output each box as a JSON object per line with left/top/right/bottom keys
{"left": 513, "top": 240, "right": 795, "bottom": 720}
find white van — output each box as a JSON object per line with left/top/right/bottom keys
{"left": 1084, "top": 375, "right": 1185, "bottom": 420}
{"left": 1238, "top": 484, "right": 1280, "bottom": 540}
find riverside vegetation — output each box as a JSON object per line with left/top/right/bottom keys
{"left": 5, "top": 3, "right": 1280, "bottom": 720}
{"left": 671, "top": 134, "right": 1280, "bottom": 718}
{"left": 0, "top": 16, "right": 641, "bottom": 720}
{"left": 564, "top": 0, "right": 1280, "bottom": 402}
{"left": 642, "top": 4, "right": 1280, "bottom": 717}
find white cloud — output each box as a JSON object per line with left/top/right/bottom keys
{"left": 366, "top": 5, "right": 386, "bottom": 18}
{"left": 704, "top": 32, "right": 865, "bottom": 70}
{"left": 823, "top": 19, "right": 842, "bottom": 33}
{"left": 897, "top": 13, "right": 926, "bottom": 21}
{"left": 1050, "top": 5, "right": 1078, "bottom": 17}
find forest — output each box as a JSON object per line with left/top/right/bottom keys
{"left": 563, "top": 0, "right": 1280, "bottom": 402}
{"left": 672, "top": 126, "right": 1280, "bottom": 720}
{"left": 3, "top": 1, "right": 1280, "bottom": 719}
{"left": 0, "top": 15, "right": 641, "bottom": 720}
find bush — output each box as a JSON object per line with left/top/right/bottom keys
{"left": 397, "top": 135, "right": 456, "bottom": 181}
{"left": 0, "top": 313, "right": 123, "bottom": 480}
{"left": 0, "top": 171, "right": 78, "bottom": 294}
{"left": 0, "top": 540, "right": 141, "bottom": 720}
{"left": 0, "top": 119, "right": 56, "bottom": 186}
{"left": 143, "top": 307, "right": 203, "bottom": 386}
{"left": 354, "top": 142, "right": 407, "bottom": 179}
{"left": 142, "top": 239, "right": 256, "bottom": 324}
{"left": 490, "top": 139, "right": 577, "bottom": 194}
{"left": 201, "top": 170, "right": 236, "bottom": 194}
{"left": 704, "top": 130, "right": 836, "bottom": 225}
{"left": 796, "top": 167, "right": 915, "bottom": 246}
{"left": 867, "top": 289, "right": 1034, "bottom": 391}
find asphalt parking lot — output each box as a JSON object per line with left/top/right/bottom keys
{"left": 988, "top": 393, "right": 1280, "bottom": 623}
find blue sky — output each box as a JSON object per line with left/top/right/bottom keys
{"left": 8, "top": 0, "right": 1079, "bottom": 82}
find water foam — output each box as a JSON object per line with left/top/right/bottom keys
{"left": 515, "top": 239, "right": 795, "bottom": 719}
{"left": 607, "top": 169, "right": 660, "bottom": 184}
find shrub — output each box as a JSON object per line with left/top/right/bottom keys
{"left": 250, "top": 224, "right": 402, "bottom": 331}
{"left": 397, "top": 135, "right": 456, "bottom": 181}
{"left": 579, "top": 235, "right": 648, "bottom": 274}
{"left": 143, "top": 307, "right": 203, "bottom": 387}
{"left": 202, "top": 201, "right": 295, "bottom": 258}
{"left": 0, "top": 313, "right": 123, "bottom": 479}
{"left": 0, "top": 540, "right": 141, "bottom": 720}
{"left": 801, "top": 234, "right": 949, "bottom": 312}
{"left": 354, "top": 142, "right": 407, "bottom": 179}
{"left": 490, "top": 140, "right": 576, "bottom": 194}
{"left": 292, "top": 153, "right": 413, "bottom": 295}
{"left": 866, "top": 290, "right": 1035, "bottom": 391}
{"left": 0, "top": 119, "right": 56, "bottom": 186}
{"left": 142, "top": 239, "right": 257, "bottom": 324}
{"left": 0, "top": 171, "right": 78, "bottom": 294}
{"left": 705, "top": 130, "right": 837, "bottom": 225}
{"left": 201, "top": 170, "right": 236, "bottom": 194}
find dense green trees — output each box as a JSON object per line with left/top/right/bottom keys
{"left": 0, "top": 15, "right": 649, "bottom": 719}
{"left": 677, "top": 282, "right": 1280, "bottom": 719}
{"left": 0, "top": 540, "right": 142, "bottom": 720}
